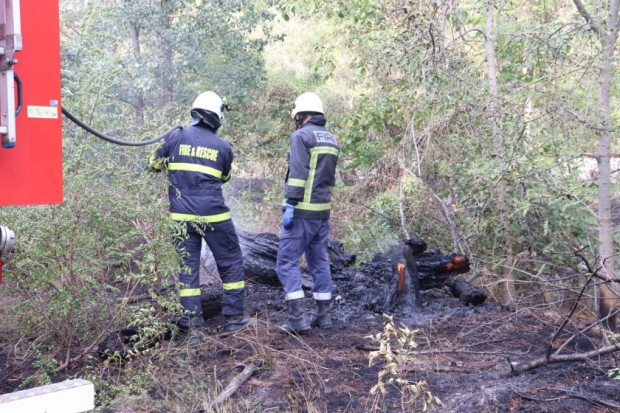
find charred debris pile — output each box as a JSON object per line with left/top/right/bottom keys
{"left": 231, "top": 230, "right": 486, "bottom": 317}
{"left": 99, "top": 230, "right": 485, "bottom": 359}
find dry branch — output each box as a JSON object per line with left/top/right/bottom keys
{"left": 210, "top": 363, "right": 257, "bottom": 410}
{"left": 509, "top": 342, "right": 620, "bottom": 376}
{"left": 572, "top": 0, "right": 602, "bottom": 38}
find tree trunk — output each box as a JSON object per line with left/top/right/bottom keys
{"left": 484, "top": 0, "right": 516, "bottom": 305}
{"left": 573, "top": 0, "right": 620, "bottom": 330}
{"left": 130, "top": 23, "right": 145, "bottom": 123}
{"left": 158, "top": 0, "right": 174, "bottom": 109}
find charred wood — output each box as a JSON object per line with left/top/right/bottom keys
{"left": 509, "top": 342, "right": 620, "bottom": 376}
{"left": 200, "top": 283, "right": 223, "bottom": 319}
{"left": 200, "top": 231, "right": 477, "bottom": 316}
{"left": 203, "top": 229, "right": 356, "bottom": 286}
{"left": 446, "top": 278, "right": 487, "bottom": 306}
{"left": 237, "top": 230, "right": 280, "bottom": 285}
{"left": 387, "top": 242, "right": 422, "bottom": 311}
{"left": 371, "top": 239, "right": 471, "bottom": 290}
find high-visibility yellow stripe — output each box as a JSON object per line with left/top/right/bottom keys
{"left": 304, "top": 151, "right": 319, "bottom": 203}
{"left": 296, "top": 202, "right": 331, "bottom": 211}
{"left": 169, "top": 212, "right": 231, "bottom": 223}
{"left": 180, "top": 288, "right": 201, "bottom": 297}
{"left": 223, "top": 281, "right": 245, "bottom": 290}
{"left": 222, "top": 171, "right": 232, "bottom": 182}
{"left": 310, "top": 146, "right": 339, "bottom": 156}
{"left": 288, "top": 178, "right": 306, "bottom": 187}
{"left": 168, "top": 162, "right": 223, "bottom": 179}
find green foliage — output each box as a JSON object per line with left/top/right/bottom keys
{"left": 340, "top": 91, "right": 404, "bottom": 169}
{"left": 280, "top": 0, "right": 614, "bottom": 291}
{"left": 61, "top": 0, "right": 278, "bottom": 127}
{"left": 0, "top": 133, "right": 182, "bottom": 374}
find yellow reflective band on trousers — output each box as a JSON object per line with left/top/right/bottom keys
{"left": 223, "top": 281, "right": 245, "bottom": 290}
{"left": 168, "top": 162, "right": 223, "bottom": 179}
{"left": 179, "top": 288, "right": 201, "bottom": 297}
{"left": 169, "top": 211, "right": 232, "bottom": 223}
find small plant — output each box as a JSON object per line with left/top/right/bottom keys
{"left": 367, "top": 314, "right": 444, "bottom": 411}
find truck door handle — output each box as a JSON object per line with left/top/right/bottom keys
{"left": 14, "top": 72, "right": 21, "bottom": 116}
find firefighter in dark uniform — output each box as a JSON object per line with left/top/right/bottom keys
{"left": 150, "top": 91, "right": 248, "bottom": 341}
{"left": 276, "top": 92, "right": 339, "bottom": 334}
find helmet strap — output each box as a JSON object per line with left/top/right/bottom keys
{"left": 293, "top": 113, "right": 306, "bottom": 131}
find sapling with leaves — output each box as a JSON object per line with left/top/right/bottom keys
{"left": 367, "top": 314, "right": 444, "bottom": 412}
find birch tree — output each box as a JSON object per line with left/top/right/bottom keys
{"left": 573, "top": 0, "right": 620, "bottom": 330}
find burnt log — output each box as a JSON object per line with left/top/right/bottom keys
{"left": 199, "top": 229, "right": 356, "bottom": 286}
{"left": 327, "top": 238, "right": 357, "bottom": 272}
{"left": 237, "top": 230, "right": 280, "bottom": 285}
{"left": 200, "top": 283, "right": 223, "bottom": 319}
{"left": 371, "top": 239, "right": 471, "bottom": 290}
{"left": 360, "top": 239, "right": 477, "bottom": 312}
{"left": 200, "top": 231, "right": 469, "bottom": 295}
{"left": 197, "top": 230, "right": 479, "bottom": 317}
{"left": 446, "top": 278, "right": 487, "bottom": 306}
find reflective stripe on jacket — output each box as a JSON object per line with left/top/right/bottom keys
{"left": 284, "top": 115, "right": 339, "bottom": 219}
{"left": 150, "top": 124, "right": 233, "bottom": 223}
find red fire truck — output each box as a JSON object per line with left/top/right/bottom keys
{"left": 0, "top": 0, "right": 63, "bottom": 278}
{"left": 0, "top": 1, "right": 178, "bottom": 282}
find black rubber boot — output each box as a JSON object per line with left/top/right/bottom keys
{"left": 310, "top": 300, "right": 333, "bottom": 329}
{"left": 223, "top": 315, "right": 250, "bottom": 334}
{"left": 280, "top": 299, "right": 311, "bottom": 334}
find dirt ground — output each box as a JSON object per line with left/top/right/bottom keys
{"left": 2, "top": 248, "right": 620, "bottom": 412}
{"left": 170, "top": 277, "right": 620, "bottom": 413}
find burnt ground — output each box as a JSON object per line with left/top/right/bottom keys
{"left": 189, "top": 233, "right": 619, "bottom": 412}
{"left": 188, "top": 281, "right": 619, "bottom": 413}
{"left": 2, "top": 238, "right": 620, "bottom": 412}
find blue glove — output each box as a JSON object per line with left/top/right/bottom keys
{"left": 282, "top": 204, "right": 295, "bottom": 230}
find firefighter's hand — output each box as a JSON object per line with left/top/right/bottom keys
{"left": 283, "top": 204, "right": 295, "bottom": 230}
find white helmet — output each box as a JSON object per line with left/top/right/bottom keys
{"left": 291, "top": 92, "right": 324, "bottom": 119}
{"left": 192, "top": 91, "right": 224, "bottom": 120}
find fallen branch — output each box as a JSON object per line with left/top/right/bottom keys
{"left": 509, "top": 342, "right": 620, "bottom": 375}
{"left": 210, "top": 363, "right": 257, "bottom": 410}
{"left": 550, "top": 387, "right": 620, "bottom": 410}
{"left": 404, "top": 362, "right": 497, "bottom": 374}
{"left": 511, "top": 385, "right": 620, "bottom": 410}
{"left": 357, "top": 344, "right": 379, "bottom": 352}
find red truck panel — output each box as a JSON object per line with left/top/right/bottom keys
{"left": 0, "top": 0, "right": 62, "bottom": 206}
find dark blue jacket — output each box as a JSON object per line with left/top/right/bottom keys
{"left": 150, "top": 124, "right": 233, "bottom": 223}
{"left": 284, "top": 115, "right": 339, "bottom": 219}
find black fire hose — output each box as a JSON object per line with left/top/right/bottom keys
{"left": 61, "top": 107, "right": 182, "bottom": 147}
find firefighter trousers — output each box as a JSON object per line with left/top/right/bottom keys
{"left": 177, "top": 220, "right": 245, "bottom": 328}
{"left": 276, "top": 218, "right": 333, "bottom": 301}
